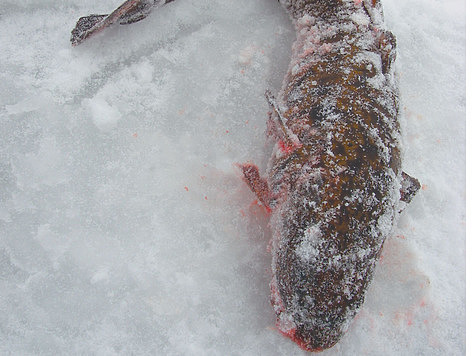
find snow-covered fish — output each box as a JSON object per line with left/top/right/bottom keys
{"left": 241, "top": 0, "right": 420, "bottom": 351}
{"left": 71, "top": 0, "right": 420, "bottom": 351}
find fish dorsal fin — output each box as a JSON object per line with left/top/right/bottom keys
{"left": 265, "top": 90, "right": 301, "bottom": 148}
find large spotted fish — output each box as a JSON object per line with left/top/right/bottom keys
{"left": 71, "top": 0, "right": 420, "bottom": 351}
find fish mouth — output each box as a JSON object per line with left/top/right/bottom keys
{"left": 271, "top": 278, "right": 324, "bottom": 352}
{"left": 278, "top": 325, "right": 325, "bottom": 353}
{"left": 271, "top": 276, "right": 340, "bottom": 352}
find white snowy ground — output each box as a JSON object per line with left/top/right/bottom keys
{"left": 0, "top": 0, "right": 465, "bottom": 354}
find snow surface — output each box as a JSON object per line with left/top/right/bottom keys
{"left": 0, "top": 0, "right": 465, "bottom": 354}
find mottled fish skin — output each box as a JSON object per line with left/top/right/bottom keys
{"left": 268, "top": 0, "right": 403, "bottom": 351}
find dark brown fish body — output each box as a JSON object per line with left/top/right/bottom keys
{"left": 260, "top": 0, "right": 415, "bottom": 351}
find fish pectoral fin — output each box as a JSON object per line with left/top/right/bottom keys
{"left": 238, "top": 163, "right": 272, "bottom": 211}
{"left": 400, "top": 171, "right": 421, "bottom": 204}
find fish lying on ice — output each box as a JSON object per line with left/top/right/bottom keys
{"left": 241, "top": 0, "right": 421, "bottom": 350}
{"left": 71, "top": 0, "right": 420, "bottom": 351}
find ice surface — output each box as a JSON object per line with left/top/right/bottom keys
{"left": 0, "top": 0, "right": 465, "bottom": 354}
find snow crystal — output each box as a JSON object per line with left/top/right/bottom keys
{"left": 295, "top": 223, "right": 322, "bottom": 263}
{"left": 350, "top": 11, "right": 370, "bottom": 27}
{"left": 83, "top": 96, "right": 121, "bottom": 131}
{"left": 90, "top": 266, "right": 110, "bottom": 284}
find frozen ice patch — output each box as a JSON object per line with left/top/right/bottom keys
{"left": 238, "top": 45, "right": 258, "bottom": 65}
{"left": 0, "top": 0, "right": 464, "bottom": 354}
{"left": 12, "top": 136, "right": 69, "bottom": 189}
{"left": 131, "top": 60, "right": 155, "bottom": 84}
{"left": 83, "top": 96, "right": 121, "bottom": 131}
{"left": 91, "top": 266, "right": 110, "bottom": 284}
{"left": 34, "top": 224, "right": 70, "bottom": 268}
{"left": 5, "top": 95, "right": 43, "bottom": 115}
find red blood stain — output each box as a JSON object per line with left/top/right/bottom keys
{"left": 394, "top": 310, "right": 414, "bottom": 327}
{"left": 132, "top": 132, "right": 138, "bottom": 138}
{"left": 406, "top": 311, "right": 414, "bottom": 326}
{"left": 353, "top": 309, "right": 366, "bottom": 322}
{"left": 278, "top": 327, "right": 324, "bottom": 353}
{"left": 184, "top": 186, "right": 189, "bottom": 192}
{"left": 250, "top": 199, "right": 271, "bottom": 216}
{"left": 266, "top": 242, "right": 272, "bottom": 253}
{"left": 278, "top": 140, "right": 295, "bottom": 154}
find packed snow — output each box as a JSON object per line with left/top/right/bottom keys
{"left": 0, "top": 0, "right": 465, "bottom": 354}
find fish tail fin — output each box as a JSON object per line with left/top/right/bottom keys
{"left": 71, "top": 0, "right": 176, "bottom": 46}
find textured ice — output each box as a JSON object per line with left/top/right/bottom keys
{"left": 84, "top": 97, "right": 122, "bottom": 131}
{"left": 0, "top": 0, "right": 465, "bottom": 354}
